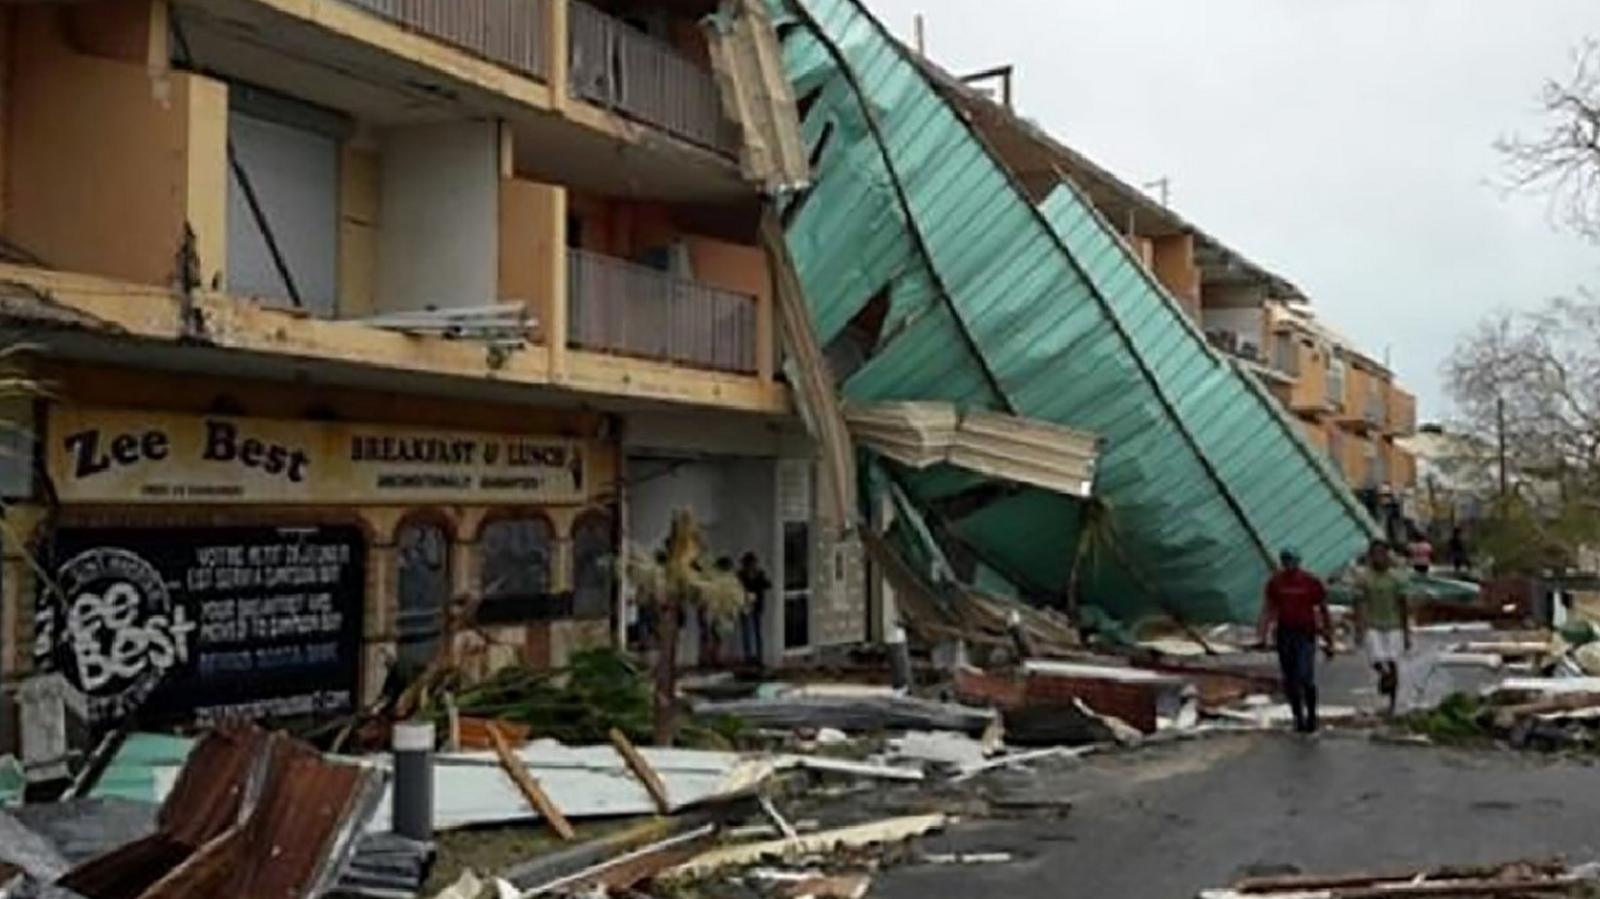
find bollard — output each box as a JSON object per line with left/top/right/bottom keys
{"left": 391, "top": 720, "right": 435, "bottom": 841}
{"left": 888, "top": 625, "right": 913, "bottom": 690}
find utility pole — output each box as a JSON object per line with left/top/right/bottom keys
{"left": 1497, "top": 395, "right": 1509, "bottom": 505}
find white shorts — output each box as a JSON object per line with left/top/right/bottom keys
{"left": 1365, "top": 629, "right": 1405, "bottom": 664}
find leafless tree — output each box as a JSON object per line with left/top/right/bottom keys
{"left": 1445, "top": 297, "right": 1600, "bottom": 567}
{"left": 1499, "top": 39, "right": 1600, "bottom": 240}
{"left": 1448, "top": 296, "right": 1600, "bottom": 480}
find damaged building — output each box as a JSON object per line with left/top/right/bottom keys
{"left": 0, "top": 0, "right": 858, "bottom": 751}
{"left": 0, "top": 0, "right": 1425, "bottom": 755}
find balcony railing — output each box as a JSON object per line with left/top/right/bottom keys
{"left": 568, "top": 249, "right": 758, "bottom": 375}
{"left": 1364, "top": 392, "right": 1385, "bottom": 425}
{"left": 339, "top": 0, "right": 549, "bottom": 79}
{"left": 568, "top": 1, "right": 736, "bottom": 153}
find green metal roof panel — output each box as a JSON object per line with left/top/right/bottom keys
{"left": 771, "top": 0, "right": 1374, "bottom": 622}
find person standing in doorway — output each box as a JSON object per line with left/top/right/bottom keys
{"left": 1354, "top": 539, "right": 1414, "bottom": 715}
{"left": 738, "top": 552, "right": 772, "bottom": 668}
{"left": 1258, "top": 548, "right": 1334, "bottom": 734}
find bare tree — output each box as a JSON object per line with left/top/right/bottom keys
{"left": 1445, "top": 296, "right": 1600, "bottom": 568}
{"left": 1499, "top": 39, "right": 1600, "bottom": 240}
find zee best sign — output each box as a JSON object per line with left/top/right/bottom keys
{"left": 48, "top": 407, "right": 589, "bottom": 505}
{"left": 34, "top": 525, "right": 365, "bottom": 725}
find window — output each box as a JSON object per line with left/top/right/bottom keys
{"left": 1327, "top": 353, "right": 1347, "bottom": 409}
{"left": 395, "top": 520, "right": 451, "bottom": 673}
{"left": 1273, "top": 332, "right": 1298, "bottom": 376}
{"left": 782, "top": 520, "right": 811, "bottom": 649}
{"left": 480, "top": 517, "right": 555, "bottom": 603}
{"left": 571, "top": 511, "right": 616, "bottom": 620}
{"left": 226, "top": 85, "right": 347, "bottom": 316}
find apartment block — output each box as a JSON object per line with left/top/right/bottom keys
{"left": 948, "top": 86, "right": 1418, "bottom": 504}
{"left": 0, "top": 0, "right": 851, "bottom": 734}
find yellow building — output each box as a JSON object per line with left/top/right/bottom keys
{"left": 0, "top": 0, "right": 854, "bottom": 733}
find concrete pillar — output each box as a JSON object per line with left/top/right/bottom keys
{"left": 544, "top": 0, "right": 569, "bottom": 110}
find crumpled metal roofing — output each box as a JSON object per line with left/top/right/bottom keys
{"left": 767, "top": 0, "right": 1375, "bottom": 622}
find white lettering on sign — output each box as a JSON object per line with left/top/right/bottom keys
{"left": 52, "top": 548, "right": 198, "bottom": 696}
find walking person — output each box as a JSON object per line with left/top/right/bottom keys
{"left": 1353, "top": 539, "right": 1414, "bottom": 715}
{"left": 737, "top": 552, "right": 772, "bottom": 668}
{"left": 1258, "top": 548, "right": 1334, "bottom": 734}
{"left": 1407, "top": 531, "right": 1434, "bottom": 576}
{"left": 1447, "top": 526, "right": 1471, "bottom": 573}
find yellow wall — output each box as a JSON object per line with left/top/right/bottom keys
{"left": 5, "top": 6, "right": 226, "bottom": 288}
{"left": 499, "top": 177, "right": 567, "bottom": 346}
{"left": 339, "top": 145, "right": 382, "bottom": 318}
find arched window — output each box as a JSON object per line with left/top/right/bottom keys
{"left": 395, "top": 519, "right": 451, "bottom": 672}
{"left": 571, "top": 511, "right": 615, "bottom": 620}
{"left": 480, "top": 516, "right": 555, "bottom": 606}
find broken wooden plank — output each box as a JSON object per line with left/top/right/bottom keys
{"left": 488, "top": 723, "right": 575, "bottom": 841}
{"left": 609, "top": 728, "right": 671, "bottom": 815}
{"left": 507, "top": 823, "right": 717, "bottom": 898}
{"left": 665, "top": 814, "right": 947, "bottom": 880}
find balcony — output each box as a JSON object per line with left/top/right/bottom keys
{"left": 569, "top": 1, "right": 737, "bottom": 154}
{"left": 337, "top": 0, "right": 550, "bottom": 79}
{"left": 568, "top": 249, "right": 758, "bottom": 375}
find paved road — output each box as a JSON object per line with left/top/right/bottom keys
{"left": 877, "top": 734, "right": 1600, "bottom": 898}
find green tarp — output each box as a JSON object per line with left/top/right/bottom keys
{"left": 769, "top": 0, "right": 1377, "bottom": 623}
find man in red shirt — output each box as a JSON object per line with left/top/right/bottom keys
{"left": 1258, "top": 548, "right": 1334, "bottom": 733}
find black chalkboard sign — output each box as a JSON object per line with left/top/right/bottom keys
{"left": 34, "top": 525, "right": 366, "bottom": 726}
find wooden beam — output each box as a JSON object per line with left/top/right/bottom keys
{"left": 609, "top": 728, "right": 671, "bottom": 815}
{"left": 488, "top": 722, "right": 576, "bottom": 841}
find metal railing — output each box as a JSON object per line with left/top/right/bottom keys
{"left": 568, "top": 249, "right": 758, "bottom": 375}
{"left": 1364, "top": 391, "right": 1385, "bottom": 425}
{"left": 339, "top": 0, "right": 548, "bottom": 80}
{"left": 568, "top": 1, "right": 736, "bottom": 154}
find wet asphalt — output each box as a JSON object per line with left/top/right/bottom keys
{"left": 872, "top": 628, "right": 1595, "bottom": 899}
{"left": 876, "top": 733, "right": 1600, "bottom": 898}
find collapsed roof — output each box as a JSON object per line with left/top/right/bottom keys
{"left": 765, "top": 0, "right": 1376, "bottom": 623}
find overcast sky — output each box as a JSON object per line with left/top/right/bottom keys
{"left": 861, "top": 0, "right": 1598, "bottom": 419}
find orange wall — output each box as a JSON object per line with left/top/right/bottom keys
{"left": 1297, "top": 417, "right": 1329, "bottom": 452}
{"left": 1287, "top": 335, "right": 1329, "bottom": 412}
{"left": 1152, "top": 233, "right": 1201, "bottom": 321}
{"left": 1389, "top": 386, "right": 1417, "bottom": 437}
{"left": 6, "top": 6, "right": 226, "bottom": 287}
{"left": 568, "top": 192, "right": 676, "bottom": 261}
{"left": 64, "top": 0, "right": 163, "bottom": 66}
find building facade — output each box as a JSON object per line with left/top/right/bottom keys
{"left": 0, "top": 0, "right": 859, "bottom": 736}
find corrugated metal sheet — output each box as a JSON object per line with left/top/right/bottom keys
{"left": 767, "top": 0, "right": 1375, "bottom": 622}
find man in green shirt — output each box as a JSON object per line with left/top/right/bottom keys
{"left": 1353, "top": 539, "right": 1414, "bottom": 715}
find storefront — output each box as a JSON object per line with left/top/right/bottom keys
{"left": 620, "top": 411, "right": 866, "bottom": 669}
{"left": 11, "top": 385, "right": 619, "bottom": 729}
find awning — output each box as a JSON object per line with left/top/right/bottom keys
{"left": 846, "top": 401, "right": 1098, "bottom": 499}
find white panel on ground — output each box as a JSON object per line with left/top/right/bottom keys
{"left": 376, "top": 121, "right": 499, "bottom": 313}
